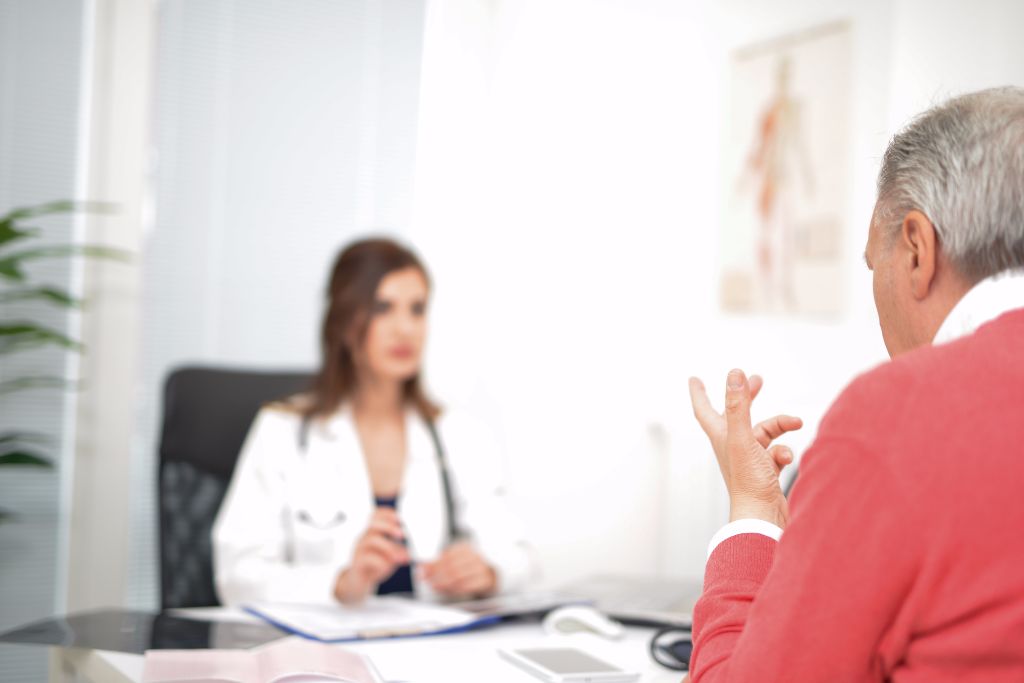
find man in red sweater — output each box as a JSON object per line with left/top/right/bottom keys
{"left": 686, "top": 87, "right": 1024, "bottom": 682}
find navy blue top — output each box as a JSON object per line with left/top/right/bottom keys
{"left": 374, "top": 496, "right": 414, "bottom": 595}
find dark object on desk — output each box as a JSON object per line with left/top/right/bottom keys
{"left": 648, "top": 626, "right": 692, "bottom": 671}
{"left": 158, "top": 366, "right": 312, "bottom": 609}
{"left": 0, "top": 609, "right": 284, "bottom": 654}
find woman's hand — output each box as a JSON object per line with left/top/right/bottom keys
{"left": 689, "top": 370, "right": 803, "bottom": 528}
{"left": 334, "top": 507, "right": 410, "bottom": 604}
{"left": 420, "top": 542, "right": 497, "bottom": 598}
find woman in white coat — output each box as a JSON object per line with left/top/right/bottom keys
{"left": 212, "top": 238, "right": 537, "bottom": 606}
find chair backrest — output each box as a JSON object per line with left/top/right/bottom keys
{"left": 157, "top": 366, "right": 312, "bottom": 609}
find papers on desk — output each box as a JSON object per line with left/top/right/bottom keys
{"left": 245, "top": 596, "right": 501, "bottom": 642}
{"left": 143, "top": 637, "right": 384, "bottom": 683}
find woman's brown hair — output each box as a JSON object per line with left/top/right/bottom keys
{"left": 302, "top": 238, "right": 440, "bottom": 422}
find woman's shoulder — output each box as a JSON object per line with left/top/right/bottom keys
{"left": 255, "top": 396, "right": 357, "bottom": 446}
{"left": 251, "top": 394, "right": 314, "bottom": 431}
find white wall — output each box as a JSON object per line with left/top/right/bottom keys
{"left": 415, "top": 0, "right": 744, "bottom": 586}
{"left": 411, "top": 0, "right": 1024, "bottom": 586}
{"left": 887, "top": 0, "right": 1024, "bottom": 128}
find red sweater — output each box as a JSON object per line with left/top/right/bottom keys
{"left": 690, "top": 309, "right": 1024, "bottom": 683}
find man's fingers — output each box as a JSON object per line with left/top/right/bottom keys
{"left": 748, "top": 374, "right": 764, "bottom": 401}
{"left": 688, "top": 377, "right": 720, "bottom": 437}
{"left": 767, "top": 444, "right": 794, "bottom": 473}
{"left": 753, "top": 414, "right": 804, "bottom": 447}
{"left": 723, "top": 369, "right": 755, "bottom": 442}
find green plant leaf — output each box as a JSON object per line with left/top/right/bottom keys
{"left": 0, "top": 286, "right": 80, "bottom": 307}
{"left": 0, "top": 432, "right": 51, "bottom": 446}
{"left": 1, "top": 200, "right": 78, "bottom": 222}
{"left": 0, "top": 509, "right": 13, "bottom": 524}
{"left": 0, "top": 222, "right": 40, "bottom": 247}
{"left": 0, "top": 200, "right": 117, "bottom": 249}
{"left": 0, "top": 199, "right": 117, "bottom": 223}
{"left": 0, "top": 376, "right": 76, "bottom": 394}
{"left": 0, "top": 451, "right": 54, "bottom": 467}
{"left": 0, "top": 323, "right": 82, "bottom": 354}
{"left": 0, "top": 244, "right": 131, "bottom": 282}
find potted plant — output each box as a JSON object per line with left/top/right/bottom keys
{"left": 0, "top": 200, "right": 126, "bottom": 523}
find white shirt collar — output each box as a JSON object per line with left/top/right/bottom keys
{"left": 932, "top": 269, "right": 1024, "bottom": 345}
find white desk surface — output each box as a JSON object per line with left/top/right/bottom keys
{"left": 58, "top": 607, "right": 686, "bottom": 683}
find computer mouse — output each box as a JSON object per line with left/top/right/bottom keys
{"left": 542, "top": 605, "right": 626, "bottom": 640}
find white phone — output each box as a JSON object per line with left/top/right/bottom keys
{"left": 498, "top": 647, "right": 641, "bottom": 683}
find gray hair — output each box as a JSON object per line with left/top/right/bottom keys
{"left": 876, "top": 86, "right": 1024, "bottom": 283}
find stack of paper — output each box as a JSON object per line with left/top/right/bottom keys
{"left": 143, "top": 637, "right": 383, "bottom": 683}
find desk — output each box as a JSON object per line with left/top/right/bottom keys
{"left": 51, "top": 609, "right": 685, "bottom": 683}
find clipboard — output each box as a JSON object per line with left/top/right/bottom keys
{"left": 244, "top": 597, "right": 501, "bottom": 643}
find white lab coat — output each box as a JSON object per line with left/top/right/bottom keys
{"left": 212, "top": 403, "right": 538, "bottom": 605}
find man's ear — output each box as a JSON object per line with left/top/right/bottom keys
{"left": 901, "top": 210, "right": 938, "bottom": 300}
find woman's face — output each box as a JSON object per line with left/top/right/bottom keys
{"left": 355, "top": 266, "right": 429, "bottom": 383}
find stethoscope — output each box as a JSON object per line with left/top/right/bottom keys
{"left": 294, "top": 415, "right": 463, "bottom": 544}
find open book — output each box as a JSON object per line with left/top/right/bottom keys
{"left": 143, "top": 637, "right": 383, "bottom": 683}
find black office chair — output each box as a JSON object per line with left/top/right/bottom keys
{"left": 157, "top": 366, "right": 313, "bottom": 609}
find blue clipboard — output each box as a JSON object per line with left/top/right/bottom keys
{"left": 244, "top": 605, "right": 502, "bottom": 643}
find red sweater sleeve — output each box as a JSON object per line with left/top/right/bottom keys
{"left": 690, "top": 438, "right": 923, "bottom": 683}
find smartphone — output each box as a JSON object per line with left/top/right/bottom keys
{"left": 498, "top": 647, "right": 641, "bottom": 683}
